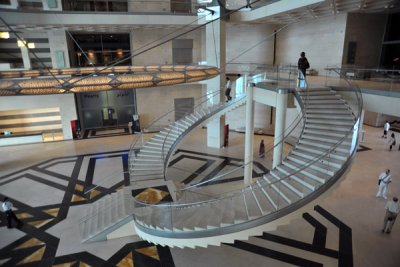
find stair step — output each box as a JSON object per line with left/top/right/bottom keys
{"left": 303, "top": 127, "right": 350, "bottom": 138}
{"left": 158, "top": 131, "right": 180, "bottom": 138}
{"left": 306, "top": 99, "right": 345, "bottom": 104}
{"left": 256, "top": 179, "right": 289, "bottom": 210}
{"left": 305, "top": 113, "right": 355, "bottom": 121}
{"left": 291, "top": 149, "right": 345, "bottom": 168}
{"left": 303, "top": 122, "right": 352, "bottom": 132}
{"left": 306, "top": 118, "right": 354, "bottom": 126}
{"left": 283, "top": 159, "right": 330, "bottom": 184}
{"left": 275, "top": 165, "right": 318, "bottom": 191}
{"left": 305, "top": 104, "right": 349, "bottom": 109}
{"left": 232, "top": 194, "right": 248, "bottom": 223}
{"left": 294, "top": 143, "right": 349, "bottom": 160}
{"left": 243, "top": 189, "right": 263, "bottom": 219}
{"left": 287, "top": 154, "right": 338, "bottom": 176}
{"left": 298, "top": 138, "right": 350, "bottom": 153}
{"left": 262, "top": 175, "right": 295, "bottom": 204}
{"left": 301, "top": 132, "right": 352, "bottom": 145}
{"left": 252, "top": 183, "right": 276, "bottom": 214}
{"left": 305, "top": 108, "right": 351, "bottom": 114}
{"left": 269, "top": 170, "right": 311, "bottom": 198}
{"left": 221, "top": 196, "right": 235, "bottom": 226}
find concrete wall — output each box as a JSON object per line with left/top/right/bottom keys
{"left": 128, "top": 0, "right": 170, "bottom": 12}
{"left": 0, "top": 95, "right": 77, "bottom": 140}
{"left": 136, "top": 84, "right": 204, "bottom": 127}
{"left": 226, "top": 23, "right": 276, "bottom": 65}
{"left": 131, "top": 28, "right": 203, "bottom": 65}
{"left": 48, "top": 30, "right": 70, "bottom": 68}
{"left": 275, "top": 13, "right": 348, "bottom": 75}
{"left": 343, "top": 13, "right": 387, "bottom": 68}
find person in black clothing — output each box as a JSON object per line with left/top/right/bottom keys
{"left": 2, "top": 197, "right": 23, "bottom": 229}
{"left": 225, "top": 77, "right": 232, "bottom": 102}
{"left": 297, "top": 51, "right": 310, "bottom": 79}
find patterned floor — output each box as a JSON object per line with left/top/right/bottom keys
{"left": 0, "top": 147, "right": 356, "bottom": 267}
{"left": 1, "top": 125, "right": 399, "bottom": 266}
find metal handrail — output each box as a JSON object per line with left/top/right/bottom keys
{"left": 131, "top": 68, "right": 363, "bottom": 231}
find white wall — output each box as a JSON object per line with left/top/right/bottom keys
{"left": 136, "top": 84, "right": 204, "bottom": 127}
{"left": 0, "top": 95, "right": 77, "bottom": 140}
{"left": 48, "top": 30, "right": 70, "bottom": 68}
{"left": 226, "top": 23, "right": 276, "bottom": 65}
{"left": 275, "top": 13, "right": 348, "bottom": 75}
{"left": 131, "top": 28, "right": 203, "bottom": 65}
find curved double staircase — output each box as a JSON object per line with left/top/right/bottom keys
{"left": 80, "top": 71, "right": 362, "bottom": 248}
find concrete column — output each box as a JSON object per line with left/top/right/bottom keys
{"left": 42, "top": 0, "right": 62, "bottom": 11}
{"left": 244, "top": 84, "right": 254, "bottom": 185}
{"left": 272, "top": 90, "right": 288, "bottom": 168}
{"left": 20, "top": 46, "right": 31, "bottom": 70}
{"left": 204, "top": 6, "right": 226, "bottom": 148}
{"left": 48, "top": 30, "right": 70, "bottom": 68}
{"left": 0, "top": 0, "right": 18, "bottom": 9}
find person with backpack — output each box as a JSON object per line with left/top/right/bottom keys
{"left": 297, "top": 51, "right": 310, "bottom": 79}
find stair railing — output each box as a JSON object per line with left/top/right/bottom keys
{"left": 128, "top": 89, "right": 223, "bottom": 181}
{"left": 131, "top": 66, "right": 363, "bottom": 236}
{"left": 160, "top": 93, "right": 247, "bottom": 179}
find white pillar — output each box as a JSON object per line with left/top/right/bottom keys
{"left": 272, "top": 90, "right": 288, "bottom": 168}
{"left": 244, "top": 84, "right": 254, "bottom": 185}
{"left": 48, "top": 30, "right": 70, "bottom": 68}
{"left": 42, "top": 0, "right": 62, "bottom": 11}
{"left": 203, "top": 6, "right": 226, "bottom": 148}
{"left": 20, "top": 46, "right": 31, "bottom": 70}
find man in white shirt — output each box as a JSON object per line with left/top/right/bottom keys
{"left": 382, "top": 121, "right": 390, "bottom": 138}
{"left": 382, "top": 197, "right": 400, "bottom": 234}
{"left": 376, "top": 169, "right": 392, "bottom": 200}
{"left": 2, "top": 197, "right": 23, "bottom": 229}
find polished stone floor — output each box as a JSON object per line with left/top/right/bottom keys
{"left": 0, "top": 125, "right": 399, "bottom": 266}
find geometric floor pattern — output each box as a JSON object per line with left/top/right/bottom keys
{"left": 0, "top": 147, "right": 353, "bottom": 266}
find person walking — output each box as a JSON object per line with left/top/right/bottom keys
{"left": 225, "top": 77, "right": 232, "bottom": 102}
{"left": 297, "top": 51, "right": 310, "bottom": 79}
{"left": 259, "top": 140, "right": 265, "bottom": 158}
{"left": 388, "top": 133, "right": 396, "bottom": 151}
{"left": 382, "top": 121, "right": 390, "bottom": 138}
{"left": 376, "top": 169, "right": 392, "bottom": 200}
{"left": 2, "top": 197, "right": 23, "bottom": 229}
{"left": 382, "top": 197, "right": 400, "bottom": 234}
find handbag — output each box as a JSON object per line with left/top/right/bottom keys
{"left": 378, "top": 179, "right": 381, "bottom": 185}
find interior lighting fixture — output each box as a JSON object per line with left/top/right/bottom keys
{"left": 17, "top": 40, "right": 26, "bottom": 47}
{"left": 117, "top": 49, "right": 123, "bottom": 56}
{"left": 17, "top": 40, "right": 35, "bottom": 48}
{"left": 0, "top": 65, "right": 220, "bottom": 96}
{"left": 0, "top": 32, "right": 10, "bottom": 39}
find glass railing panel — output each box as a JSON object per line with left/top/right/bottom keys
{"left": 129, "top": 64, "right": 363, "bottom": 236}
{"left": 326, "top": 67, "right": 400, "bottom": 95}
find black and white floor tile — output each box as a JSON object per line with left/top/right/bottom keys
{"left": 0, "top": 147, "right": 354, "bottom": 266}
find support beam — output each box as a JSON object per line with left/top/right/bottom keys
{"left": 244, "top": 84, "right": 254, "bottom": 185}
{"left": 272, "top": 89, "right": 288, "bottom": 168}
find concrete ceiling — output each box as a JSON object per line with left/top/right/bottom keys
{"left": 229, "top": 0, "right": 400, "bottom": 24}
{"left": 0, "top": 0, "right": 399, "bottom": 32}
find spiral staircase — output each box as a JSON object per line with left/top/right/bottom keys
{"left": 79, "top": 71, "right": 362, "bottom": 247}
